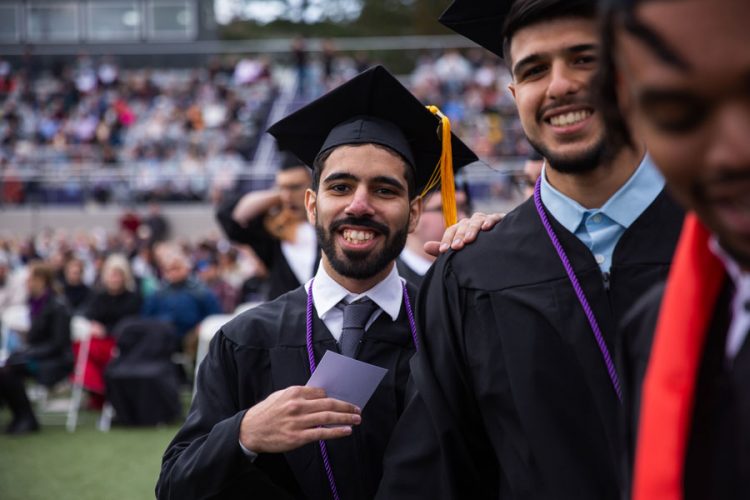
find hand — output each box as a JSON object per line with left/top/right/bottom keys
{"left": 424, "top": 212, "right": 506, "bottom": 256}
{"left": 239, "top": 386, "right": 361, "bottom": 454}
{"left": 90, "top": 321, "right": 107, "bottom": 338}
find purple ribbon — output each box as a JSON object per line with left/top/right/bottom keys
{"left": 306, "top": 278, "right": 418, "bottom": 500}
{"left": 533, "top": 178, "right": 623, "bottom": 402}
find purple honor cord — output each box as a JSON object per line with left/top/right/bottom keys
{"left": 533, "top": 178, "right": 623, "bottom": 402}
{"left": 306, "top": 278, "right": 419, "bottom": 500}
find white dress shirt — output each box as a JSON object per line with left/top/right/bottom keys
{"left": 710, "top": 238, "right": 750, "bottom": 361}
{"left": 281, "top": 222, "right": 317, "bottom": 285}
{"left": 398, "top": 247, "right": 434, "bottom": 277}
{"left": 306, "top": 261, "right": 405, "bottom": 342}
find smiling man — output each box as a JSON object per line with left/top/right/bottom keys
{"left": 156, "top": 65, "right": 477, "bottom": 500}
{"left": 597, "top": 0, "right": 750, "bottom": 498}
{"left": 376, "top": 1, "right": 683, "bottom": 499}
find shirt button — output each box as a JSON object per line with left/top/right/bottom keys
{"left": 591, "top": 214, "right": 603, "bottom": 223}
{"left": 595, "top": 254, "right": 605, "bottom": 264}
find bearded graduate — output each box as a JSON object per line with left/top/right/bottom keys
{"left": 376, "top": 1, "right": 684, "bottom": 499}
{"left": 155, "top": 65, "right": 479, "bottom": 500}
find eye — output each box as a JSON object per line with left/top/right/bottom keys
{"left": 375, "top": 187, "right": 398, "bottom": 197}
{"left": 521, "top": 64, "right": 548, "bottom": 80}
{"left": 329, "top": 184, "right": 351, "bottom": 193}
{"left": 640, "top": 92, "right": 709, "bottom": 134}
{"left": 573, "top": 54, "right": 597, "bottom": 66}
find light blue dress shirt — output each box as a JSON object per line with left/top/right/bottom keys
{"left": 540, "top": 155, "right": 665, "bottom": 273}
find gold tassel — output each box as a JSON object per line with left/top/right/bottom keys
{"left": 424, "top": 105, "right": 457, "bottom": 226}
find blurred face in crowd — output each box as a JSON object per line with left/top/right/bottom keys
{"left": 508, "top": 17, "right": 605, "bottom": 173}
{"left": 64, "top": 259, "right": 84, "bottom": 285}
{"left": 415, "top": 190, "right": 469, "bottom": 244}
{"left": 162, "top": 255, "right": 190, "bottom": 285}
{"left": 103, "top": 267, "right": 126, "bottom": 294}
{"left": 27, "top": 273, "right": 45, "bottom": 298}
{"left": 306, "top": 144, "right": 420, "bottom": 288}
{"left": 523, "top": 157, "right": 544, "bottom": 197}
{"left": 276, "top": 166, "right": 311, "bottom": 217}
{"left": 614, "top": 0, "right": 750, "bottom": 268}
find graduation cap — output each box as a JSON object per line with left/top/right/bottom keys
{"left": 439, "top": 0, "right": 512, "bottom": 59}
{"left": 267, "top": 65, "right": 478, "bottom": 226}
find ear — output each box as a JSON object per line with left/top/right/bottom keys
{"left": 304, "top": 188, "right": 317, "bottom": 225}
{"left": 407, "top": 196, "right": 423, "bottom": 234}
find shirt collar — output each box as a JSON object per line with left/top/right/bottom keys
{"left": 709, "top": 237, "right": 750, "bottom": 287}
{"left": 540, "top": 154, "right": 665, "bottom": 233}
{"left": 308, "top": 261, "right": 404, "bottom": 322}
{"left": 398, "top": 248, "right": 433, "bottom": 276}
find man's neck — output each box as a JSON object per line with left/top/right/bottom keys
{"left": 321, "top": 258, "right": 395, "bottom": 294}
{"left": 404, "top": 235, "right": 435, "bottom": 263}
{"left": 546, "top": 145, "right": 645, "bottom": 209}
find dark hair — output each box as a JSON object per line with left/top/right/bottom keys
{"left": 312, "top": 143, "right": 418, "bottom": 200}
{"left": 594, "top": 2, "right": 635, "bottom": 160}
{"left": 501, "top": 0, "right": 598, "bottom": 64}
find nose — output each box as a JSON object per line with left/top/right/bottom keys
{"left": 546, "top": 61, "right": 582, "bottom": 100}
{"left": 705, "top": 100, "right": 750, "bottom": 172}
{"left": 345, "top": 185, "right": 375, "bottom": 217}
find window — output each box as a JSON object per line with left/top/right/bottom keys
{"left": 0, "top": 4, "right": 20, "bottom": 43}
{"left": 88, "top": 2, "right": 141, "bottom": 41}
{"left": 27, "top": 2, "right": 80, "bottom": 42}
{"left": 147, "top": 0, "right": 195, "bottom": 40}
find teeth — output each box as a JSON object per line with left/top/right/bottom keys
{"left": 549, "top": 110, "right": 591, "bottom": 127}
{"left": 343, "top": 229, "right": 375, "bottom": 243}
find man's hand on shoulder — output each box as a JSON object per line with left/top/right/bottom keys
{"left": 424, "top": 212, "right": 505, "bottom": 257}
{"left": 240, "top": 386, "right": 361, "bottom": 454}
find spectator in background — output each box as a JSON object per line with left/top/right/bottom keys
{"left": 397, "top": 187, "right": 472, "bottom": 287}
{"left": 216, "top": 159, "right": 319, "bottom": 301}
{"left": 62, "top": 257, "right": 91, "bottom": 314}
{"left": 0, "top": 262, "right": 72, "bottom": 434}
{"left": 195, "top": 257, "right": 238, "bottom": 314}
{"left": 142, "top": 248, "right": 221, "bottom": 357}
{"left": 77, "top": 254, "right": 141, "bottom": 409}
{"left": 141, "top": 202, "right": 170, "bottom": 244}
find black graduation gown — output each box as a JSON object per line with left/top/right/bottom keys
{"left": 620, "top": 280, "right": 750, "bottom": 499}
{"left": 216, "top": 194, "right": 319, "bottom": 301}
{"left": 157, "top": 284, "right": 417, "bottom": 500}
{"left": 376, "top": 190, "right": 683, "bottom": 500}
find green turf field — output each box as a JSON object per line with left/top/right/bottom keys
{"left": 0, "top": 407, "right": 181, "bottom": 500}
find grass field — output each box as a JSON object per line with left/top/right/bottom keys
{"left": 0, "top": 406, "right": 181, "bottom": 500}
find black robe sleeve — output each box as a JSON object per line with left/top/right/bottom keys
{"left": 215, "top": 194, "right": 276, "bottom": 269}
{"left": 156, "top": 331, "right": 294, "bottom": 500}
{"left": 377, "top": 257, "right": 498, "bottom": 499}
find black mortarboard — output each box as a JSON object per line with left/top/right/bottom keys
{"left": 267, "top": 65, "right": 478, "bottom": 225}
{"left": 439, "top": 0, "right": 512, "bottom": 59}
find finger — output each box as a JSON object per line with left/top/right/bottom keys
{"left": 303, "top": 397, "right": 361, "bottom": 415}
{"left": 440, "top": 225, "right": 459, "bottom": 252}
{"left": 459, "top": 216, "right": 489, "bottom": 244}
{"left": 481, "top": 212, "right": 506, "bottom": 230}
{"left": 302, "top": 425, "right": 354, "bottom": 443}
{"left": 300, "top": 410, "right": 362, "bottom": 428}
{"left": 285, "top": 386, "right": 327, "bottom": 400}
{"left": 423, "top": 241, "right": 441, "bottom": 257}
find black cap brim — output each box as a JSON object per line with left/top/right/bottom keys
{"left": 266, "top": 65, "right": 478, "bottom": 194}
{"left": 438, "top": 0, "right": 512, "bottom": 59}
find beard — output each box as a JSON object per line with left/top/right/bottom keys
{"left": 316, "top": 215, "right": 409, "bottom": 281}
{"left": 528, "top": 135, "right": 606, "bottom": 174}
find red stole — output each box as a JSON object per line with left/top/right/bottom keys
{"left": 633, "top": 214, "right": 726, "bottom": 499}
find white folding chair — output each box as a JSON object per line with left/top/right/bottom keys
{"left": 193, "top": 314, "right": 234, "bottom": 397}
{"left": 1, "top": 304, "right": 30, "bottom": 364}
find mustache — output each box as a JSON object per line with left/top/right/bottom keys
{"left": 537, "top": 96, "right": 593, "bottom": 122}
{"left": 329, "top": 217, "right": 390, "bottom": 236}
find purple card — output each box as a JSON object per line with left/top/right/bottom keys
{"left": 306, "top": 350, "right": 388, "bottom": 410}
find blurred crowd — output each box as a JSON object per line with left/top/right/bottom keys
{"left": 0, "top": 49, "right": 526, "bottom": 206}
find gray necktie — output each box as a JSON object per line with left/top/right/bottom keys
{"left": 340, "top": 297, "right": 378, "bottom": 358}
